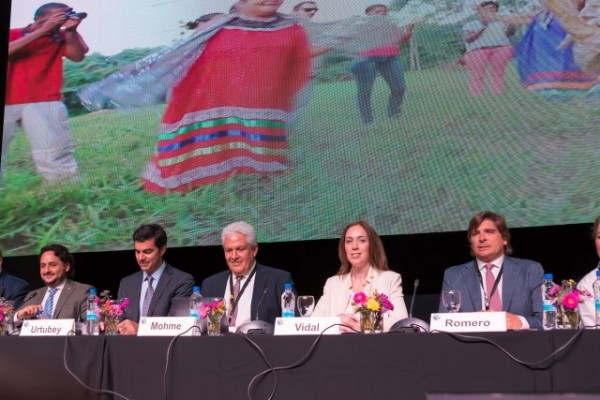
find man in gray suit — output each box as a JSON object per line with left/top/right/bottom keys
{"left": 117, "top": 224, "right": 194, "bottom": 335}
{"left": 438, "top": 211, "right": 544, "bottom": 330}
{"left": 14, "top": 244, "right": 91, "bottom": 324}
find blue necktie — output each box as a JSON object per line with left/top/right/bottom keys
{"left": 42, "top": 288, "right": 58, "bottom": 318}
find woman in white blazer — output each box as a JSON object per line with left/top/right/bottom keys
{"left": 312, "top": 220, "right": 408, "bottom": 332}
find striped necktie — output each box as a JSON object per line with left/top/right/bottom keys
{"left": 42, "top": 288, "right": 58, "bottom": 318}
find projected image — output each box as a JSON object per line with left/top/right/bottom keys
{"left": 3, "top": 0, "right": 600, "bottom": 255}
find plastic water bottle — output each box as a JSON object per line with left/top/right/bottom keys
{"left": 593, "top": 270, "right": 600, "bottom": 327}
{"left": 542, "top": 273, "right": 556, "bottom": 330}
{"left": 281, "top": 283, "right": 295, "bottom": 318}
{"left": 86, "top": 288, "right": 100, "bottom": 336}
{"left": 189, "top": 286, "right": 203, "bottom": 336}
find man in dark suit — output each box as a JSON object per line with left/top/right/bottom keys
{"left": 117, "top": 224, "right": 194, "bottom": 335}
{"left": 14, "top": 244, "right": 91, "bottom": 325}
{"left": 438, "top": 211, "right": 544, "bottom": 330}
{"left": 0, "top": 249, "right": 31, "bottom": 309}
{"left": 202, "top": 221, "right": 296, "bottom": 328}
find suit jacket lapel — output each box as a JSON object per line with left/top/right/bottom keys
{"left": 501, "top": 257, "right": 516, "bottom": 310}
{"left": 53, "top": 280, "right": 72, "bottom": 319}
{"left": 129, "top": 273, "right": 143, "bottom": 322}
{"left": 464, "top": 261, "right": 483, "bottom": 311}
{"left": 148, "top": 264, "right": 172, "bottom": 316}
{"left": 250, "top": 263, "right": 266, "bottom": 318}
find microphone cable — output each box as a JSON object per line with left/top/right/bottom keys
{"left": 433, "top": 327, "right": 587, "bottom": 370}
{"left": 244, "top": 323, "right": 360, "bottom": 400}
{"left": 62, "top": 334, "right": 132, "bottom": 400}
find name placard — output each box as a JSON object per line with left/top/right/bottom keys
{"left": 138, "top": 317, "right": 198, "bottom": 336}
{"left": 20, "top": 319, "right": 75, "bottom": 336}
{"left": 430, "top": 312, "right": 507, "bottom": 332}
{"left": 274, "top": 317, "right": 341, "bottom": 335}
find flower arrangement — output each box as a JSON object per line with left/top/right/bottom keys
{"left": 549, "top": 279, "right": 591, "bottom": 328}
{"left": 199, "top": 298, "right": 227, "bottom": 336}
{"left": 352, "top": 290, "right": 394, "bottom": 333}
{"left": 0, "top": 299, "right": 14, "bottom": 335}
{"left": 97, "top": 290, "right": 129, "bottom": 334}
{"left": 97, "top": 290, "right": 129, "bottom": 318}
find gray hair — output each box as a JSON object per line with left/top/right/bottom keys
{"left": 221, "top": 221, "right": 258, "bottom": 248}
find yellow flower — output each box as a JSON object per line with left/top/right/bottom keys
{"left": 366, "top": 298, "right": 380, "bottom": 312}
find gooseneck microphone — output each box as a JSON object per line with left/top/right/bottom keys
{"left": 255, "top": 288, "right": 269, "bottom": 321}
{"left": 23, "top": 291, "right": 39, "bottom": 303}
{"left": 389, "top": 278, "right": 430, "bottom": 333}
{"left": 408, "top": 279, "right": 419, "bottom": 318}
{"left": 238, "top": 288, "right": 273, "bottom": 335}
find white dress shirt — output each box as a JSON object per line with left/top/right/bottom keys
{"left": 138, "top": 261, "right": 166, "bottom": 319}
{"left": 223, "top": 262, "right": 256, "bottom": 327}
{"left": 476, "top": 255, "right": 529, "bottom": 329}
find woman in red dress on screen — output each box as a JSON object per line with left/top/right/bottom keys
{"left": 141, "top": 0, "right": 310, "bottom": 193}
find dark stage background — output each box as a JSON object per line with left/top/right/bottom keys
{"left": 1, "top": 2, "right": 598, "bottom": 318}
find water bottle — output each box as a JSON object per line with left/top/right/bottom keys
{"left": 86, "top": 288, "right": 100, "bottom": 336}
{"left": 542, "top": 273, "right": 556, "bottom": 330}
{"left": 189, "top": 286, "right": 203, "bottom": 336}
{"left": 593, "top": 270, "right": 600, "bottom": 327}
{"left": 281, "top": 283, "right": 295, "bottom": 318}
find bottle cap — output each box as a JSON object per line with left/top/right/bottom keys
{"left": 284, "top": 283, "right": 292, "bottom": 290}
{"left": 596, "top": 270, "right": 600, "bottom": 277}
{"left": 193, "top": 286, "right": 200, "bottom": 292}
{"left": 544, "top": 273, "right": 553, "bottom": 280}
{"left": 89, "top": 288, "right": 97, "bottom": 295}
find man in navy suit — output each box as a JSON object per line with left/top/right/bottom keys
{"left": 117, "top": 224, "right": 194, "bottom": 335}
{"left": 439, "top": 211, "right": 544, "bottom": 330}
{"left": 0, "top": 249, "right": 31, "bottom": 309}
{"left": 201, "top": 221, "right": 295, "bottom": 328}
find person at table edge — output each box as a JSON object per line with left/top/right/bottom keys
{"left": 438, "top": 211, "right": 544, "bottom": 330}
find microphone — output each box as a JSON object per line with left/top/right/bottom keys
{"left": 408, "top": 279, "right": 419, "bottom": 318}
{"left": 389, "top": 279, "right": 430, "bottom": 333}
{"left": 23, "top": 291, "right": 39, "bottom": 303}
{"left": 237, "top": 288, "right": 273, "bottom": 335}
{"left": 255, "top": 288, "right": 269, "bottom": 321}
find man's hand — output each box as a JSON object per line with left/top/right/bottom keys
{"left": 37, "top": 11, "right": 69, "bottom": 35}
{"left": 505, "top": 312, "right": 523, "bottom": 330}
{"left": 117, "top": 319, "right": 139, "bottom": 335}
{"left": 62, "top": 15, "right": 83, "bottom": 32}
{"left": 17, "top": 304, "right": 43, "bottom": 320}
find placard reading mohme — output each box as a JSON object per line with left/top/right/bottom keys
{"left": 138, "top": 317, "right": 197, "bottom": 336}
{"left": 429, "top": 312, "right": 507, "bottom": 333}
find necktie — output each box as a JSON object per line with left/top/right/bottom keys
{"left": 142, "top": 276, "right": 154, "bottom": 317}
{"left": 229, "top": 276, "right": 243, "bottom": 326}
{"left": 42, "top": 288, "right": 58, "bottom": 318}
{"left": 485, "top": 264, "right": 502, "bottom": 311}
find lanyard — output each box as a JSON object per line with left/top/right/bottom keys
{"left": 475, "top": 263, "right": 504, "bottom": 311}
{"left": 228, "top": 266, "right": 257, "bottom": 317}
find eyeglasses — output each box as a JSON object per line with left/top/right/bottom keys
{"left": 301, "top": 8, "right": 318, "bottom": 12}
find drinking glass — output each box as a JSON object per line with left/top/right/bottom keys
{"left": 441, "top": 290, "right": 461, "bottom": 313}
{"left": 297, "top": 295, "right": 315, "bottom": 317}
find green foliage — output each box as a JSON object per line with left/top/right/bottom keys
{"left": 3, "top": 66, "right": 600, "bottom": 256}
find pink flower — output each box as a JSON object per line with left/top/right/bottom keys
{"left": 562, "top": 293, "right": 579, "bottom": 310}
{"left": 353, "top": 292, "right": 367, "bottom": 306}
{"left": 378, "top": 294, "right": 394, "bottom": 312}
{"left": 549, "top": 285, "right": 560, "bottom": 297}
{"left": 120, "top": 298, "right": 130, "bottom": 310}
